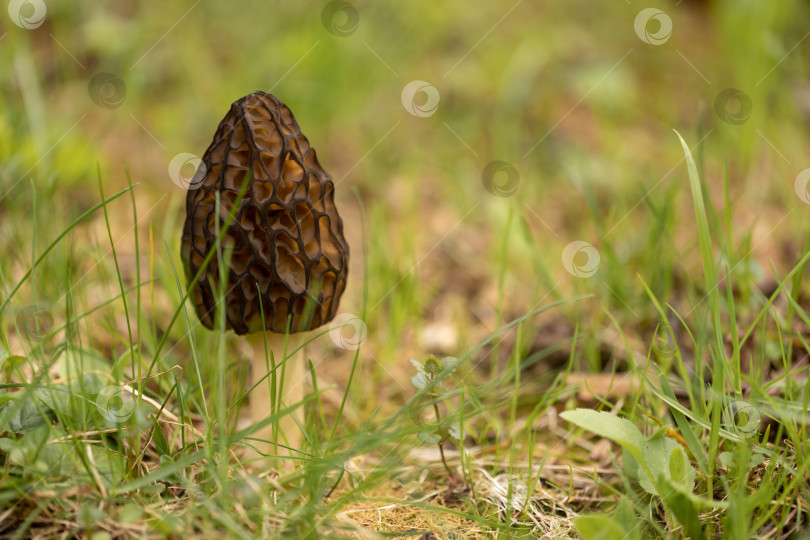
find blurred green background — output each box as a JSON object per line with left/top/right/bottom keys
{"left": 2, "top": 0, "right": 810, "bottom": 400}
{"left": 4, "top": 1, "right": 810, "bottom": 537}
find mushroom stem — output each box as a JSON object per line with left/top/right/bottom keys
{"left": 248, "top": 331, "right": 306, "bottom": 467}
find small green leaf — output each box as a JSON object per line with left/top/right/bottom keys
{"left": 409, "top": 359, "right": 425, "bottom": 375}
{"left": 0, "top": 353, "right": 27, "bottom": 378}
{"left": 85, "top": 446, "right": 126, "bottom": 486}
{"left": 139, "top": 483, "right": 166, "bottom": 495}
{"left": 657, "top": 475, "right": 706, "bottom": 540}
{"left": 622, "top": 447, "right": 641, "bottom": 480}
{"left": 613, "top": 497, "right": 640, "bottom": 540}
{"left": 424, "top": 356, "right": 442, "bottom": 375}
{"left": 9, "top": 425, "right": 65, "bottom": 474}
{"left": 669, "top": 445, "right": 694, "bottom": 491}
{"left": 411, "top": 373, "right": 429, "bottom": 390}
{"left": 153, "top": 419, "right": 170, "bottom": 457}
{"left": 448, "top": 422, "right": 461, "bottom": 441}
{"left": 574, "top": 514, "right": 628, "bottom": 540}
{"left": 36, "top": 442, "right": 68, "bottom": 475}
{"left": 719, "top": 448, "right": 765, "bottom": 470}
{"left": 77, "top": 505, "right": 105, "bottom": 528}
{"left": 639, "top": 436, "right": 678, "bottom": 495}
{"left": 0, "top": 438, "right": 15, "bottom": 453}
{"left": 560, "top": 409, "right": 645, "bottom": 461}
{"left": 417, "top": 430, "right": 441, "bottom": 445}
{"left": 149, "top": 514, "right": 183, "bottom": 535}
{"left": 639, "top": 436, "right": 695, "bottom": 496}
{"left": 440, "top": 356, "right": 460, "bottom": 375}
{"left": 0, "top": 393, "right": 53, "bottom": 432}
{"left": 118, "top": 503, "right": 144, "bottom": 524}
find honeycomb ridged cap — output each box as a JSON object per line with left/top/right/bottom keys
{"left": 181, "top": 91, "right": 349, "bottom": 335}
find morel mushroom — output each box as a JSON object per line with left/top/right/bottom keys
{"left": 181, "top": 91, "right": 349, "bottom": 462}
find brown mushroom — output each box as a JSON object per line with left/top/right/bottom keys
{"left": 180, "top": 91, "right": 349, "bottom": 463}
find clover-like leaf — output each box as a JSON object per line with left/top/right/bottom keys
{"left": 418, "top": 430, "right": 441, "bottom": 445}
{"left": 440, "top": 356, "right": 460, "bottom": 375}
{"left": 409, "top": 358, "right": 425, "bottom": 375}
{"left": 424, "top": 356, "right": 442, "bottom": 375}
{"left": 411, "top": 372, "right": 429, "bottom": 390}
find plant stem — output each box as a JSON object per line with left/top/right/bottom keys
{"left": 432, "top": 400, "right": 455, "bottom": 481}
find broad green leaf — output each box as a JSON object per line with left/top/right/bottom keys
{"left": 0, "top": 352, "right": 27, "bottom": 379}
{"left": 575, "top": 514, "right": 628, "bottom": 540}
{"left": 719, "top": 448, "right": 765, "bottom": 471}
{"left": 8, "top": 425, "right": 65, "bottom": 474}
{"left": 85, "top": 446, "right": 126, "bottom": 486}
{"left": 118, "top": 503, "right": 144, "bottom": 524}
{"left": 639, "top": 436, "right": 695, "bottom": 496}
{"left": 417, "top": 430, "right": 441, "bottom": 444}
{"left": 669, "top": 445, "right": 695, "bottom": 491}
{"left": 440, "top": 356, "right": 460, "bottom": 375}
{"left": 622, "top": 447, "right": 641, "bottom": 480}
{"left": 411, "top": 373, "right": 429, "bottom": 389}
{"left": 55, "top": 348, "right": 112, "bottom": 380}
{"left": 560, "top": 409, "right": 645, "bottom": 461}
{"left": 0, "top": 438, "right": 15, "bottom": 453}
{"left": 613, "top": 497, "right": 640, "bottom": 540}
{"left": 639, "top": 436, "right": 678, "bottom": 495}
{"left": 0, "top": 393, "right": 53, "bottom": 432}
{"left": 77, "top": 505, "right": 105, "bottom": 528}
{"left": 657, "top": 475, "right": 706, "bottom": 540}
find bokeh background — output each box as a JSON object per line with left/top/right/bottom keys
{"left": 2, "top": 1, "right": 810, "bottom": 534}
{"left": 3, "top": 1, "right": 809, "bottom": 384}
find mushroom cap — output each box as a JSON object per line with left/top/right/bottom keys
{"left": 181, "top": 91, "right": 349, "bottom": 335}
